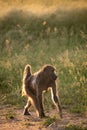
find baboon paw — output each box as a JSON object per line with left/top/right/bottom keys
{"left": 39, "top": 114, "right": 49, "bottom": 119}
{"left": 24, "top": 113, "right": 31, "bottom": 116}
{"left": 39, "top": 114, "right": 46, "bottom": 119}
{"left": 59, "top": 113, "right": 63, "bottom": 118}
{"left": 43, "top": 115, "right": 49, "bottom": 119}
{"left": 23, "top": 111, "right": 31, "bottom": 116}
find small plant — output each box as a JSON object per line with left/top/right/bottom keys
{"left": 22, "top": 122, "right": 31, "bottom": 128}
{"left": 5, "top": 111, "right": 16, "bottom": 120}
{"left": 65, "top": 124, "right": 87, "bottom": 130}
{"left": 40, "top": 116, "right": 57, "bottom": 127}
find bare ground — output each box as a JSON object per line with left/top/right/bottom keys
{"left": 0, "top": 105, "right": 87, "bottom": 130}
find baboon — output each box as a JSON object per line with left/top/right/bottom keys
{"left": 22, "top": 64, "right": 62, "bottom": 118}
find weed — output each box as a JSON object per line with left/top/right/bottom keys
{"left": 5, "top": 110, "right": 16, "bottom": 120}
{"left": 65, "top": 124, "right": 87, "bottom": 130}
{"left": 40, "top": 116, "right": 57, "bottom": 127}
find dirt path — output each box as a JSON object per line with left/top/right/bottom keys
{"left": 0, "top": 105, "right": 87, "bottom": 130}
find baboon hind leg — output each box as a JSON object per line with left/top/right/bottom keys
{"left": 23, "top": 97, "right": 31, "bottom": 115}
{"left": 24, "top": 94, "right": 45, "bottom": 118}
{"left": 38, "top": 94, "right": 45, "bottom": 117}
{"left": 31, "top": 95, "right": 44, "bottom": 118}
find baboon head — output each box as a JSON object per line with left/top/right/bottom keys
{"left": 43, "top": 65, "right": 57, "bottom": 81}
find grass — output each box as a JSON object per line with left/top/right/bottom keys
{"left": 65, "top": 124, "right": 87, "bottom": 130}
{"left": 0, "top": 1, "right": 87, "bottom": 115}
{"left": 40, "top": 116, "right": 57, "bottom": 128}
{"left": 5, "top": 110, "right": 16, "bottom": 120}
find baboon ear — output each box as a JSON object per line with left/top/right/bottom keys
{"left": 43, "top": 65, "right": 55, "bottom": 72}
{"left": 43, "top": 66, "right": 49, "bottom": 72}
{"left": 43, "top": 67, "right": 48, "bottom": 71}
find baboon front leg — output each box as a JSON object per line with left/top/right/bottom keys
{"left": 51, "top": 83, "right": 62, "bottom": 118}
{"left": 53, "top": 94, "right": 62, "bottom": 118}
{"left": 23, "top": 97, "right": 31, "bottom": 115}
{"left": 36, "top": 87, "right": 45, "bottom": 118}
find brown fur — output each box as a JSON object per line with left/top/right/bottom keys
{"left": 22, "top": 64, "right": 62, "bottom": 118}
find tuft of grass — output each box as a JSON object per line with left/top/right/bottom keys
{"left": 5, "top": 110, "right": 16, "bottom": 120}
{"left": 22, "top": 122, "right": 31, "bottom": 128}
{"left": 65, "top": 124, "right": 87, "bottom": 130}
{"left": 40, "top": 116, "right": 57, "bottom": 127}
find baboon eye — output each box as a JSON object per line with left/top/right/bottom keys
{"left": 52, "top": 69, "right": 55, "bottom": 72}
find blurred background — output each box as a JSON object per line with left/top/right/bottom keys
{"left": 0, "top": 0, "right": 87, "bottom": 114}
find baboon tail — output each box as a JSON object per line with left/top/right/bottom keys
{"left": 22, "top": 64, "right": 32, "bottom": 96}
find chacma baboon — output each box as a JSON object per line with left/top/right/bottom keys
{"left": 22, "top": 64, "right": 62, "bottom": 118}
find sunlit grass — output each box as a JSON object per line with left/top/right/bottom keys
{"left": 40, "top": 116, "right": 57, "bottom": 128}
{"left": 65, "top": 124, "right": 87, "bottom": 130}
